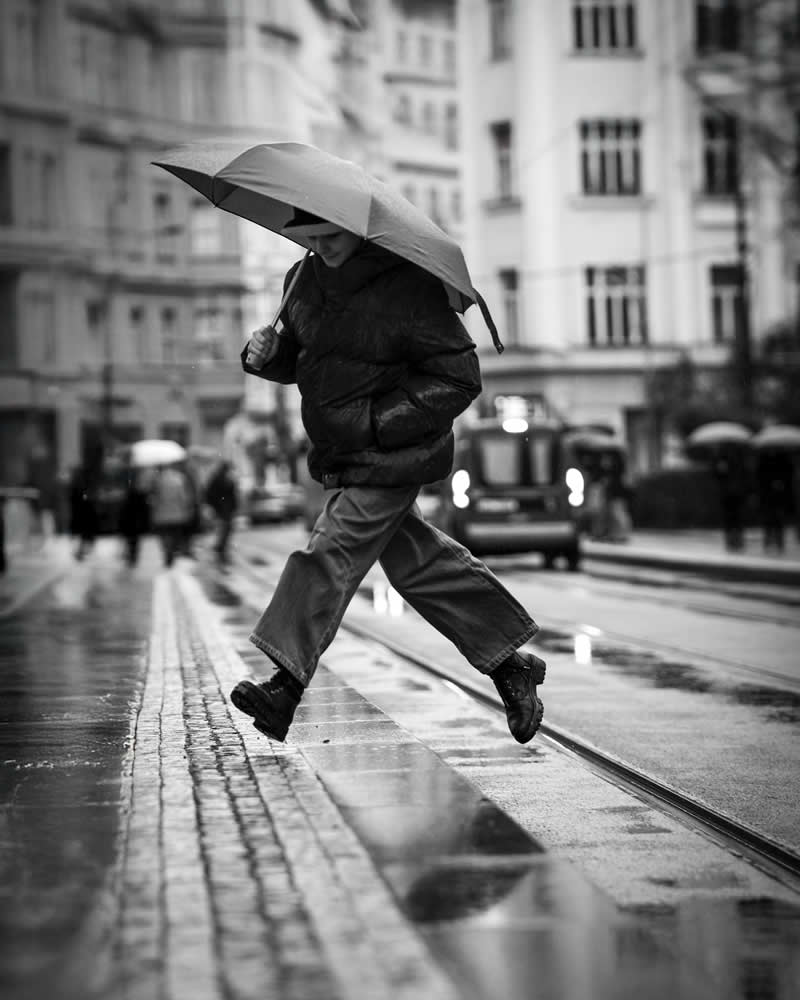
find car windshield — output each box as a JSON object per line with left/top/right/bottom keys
{"left": 476, "top": 431, "right": 559, "bottom": 487}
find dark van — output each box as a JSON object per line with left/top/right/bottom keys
{"left": 428, "top": 417, "right": 583, "bottom": 568}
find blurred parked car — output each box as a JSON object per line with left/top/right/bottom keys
{"left": 245, "top": 482, "right": 306, "bottom": 524}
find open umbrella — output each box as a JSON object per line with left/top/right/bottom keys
{"left": 129, "top": 439, "right": 187, "bottom": 467}
{"left": 152, "top": 140, "right": 503, "bottom": 352}
{"left": 752, "top": 424, "right": 800, "bottom": 451}
{"left": 563, "top": 429, "right": 626, "bottom": 453}
{"left": 686, "top": 421, "right": 752, "bottom": 450}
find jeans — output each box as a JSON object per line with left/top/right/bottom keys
{"left": 250, "top": 485, "right": 539, "bottom": 687}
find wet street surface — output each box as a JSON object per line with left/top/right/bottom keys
{"left": 1, "top": 551, "right": 152, "bottom": 1000}
{"left": 1, "top": 532, "right": 799, "bottom": 999}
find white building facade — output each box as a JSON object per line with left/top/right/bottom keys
{"left": 459, "top": 0, "right": 799, "bottom": 472}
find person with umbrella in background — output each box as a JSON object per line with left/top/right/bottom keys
{"left": 154, "top": 142, "right": 545, "bottom": 746}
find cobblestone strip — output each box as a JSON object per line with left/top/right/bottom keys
{"left": 174, "top": 569, "right": 461, "bottom": 1000}
{"left": 117, "top": 575, "right": 219, "bottom": 1000}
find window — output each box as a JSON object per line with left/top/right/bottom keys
{"left": 710, "top": 264, "right": 742, "bottom": 343}
{"left": 396, "top": 29, "right": 407, "bottom": 62}
{"left": 194, "top": 300, "right": 226, "bottom": 362}
{"left": 419, "top": 34, "right": 432, "bottom": 67}
{"left": 10, "top": 0, "right": 44, "bottom": 92}
{"left": 130, "top": 305, "right": 148, "bottom": 363}
{"left": 585, "top": 265, "right": 647, "bottom": 346}
{"left": 573, "top": 1, "right": 637, "bottom": 51}
{"left": 87, "top": 299, "right": 107, "bottom": 340}
{"left": 696, "top": 0, "right": 741, "bottom": 54}
{"left": 702, "top": 112, "right": 739, "bottom": 195}
{"left": 0, "top": 272, "right": 19, "bottom": 364}
{"left": 444, "top": 103, "right": 459, "bottom": 149}
{"left": 451, "top": 188, "right": 462, "bottom": 221}
{"left": 153, "top": 190, "right": 178, "bottom": 260}
{"left": 188, "top": 48, "right": 225, "bottom": 122}
{"left": 422, "top": 100, "right": 436, "bottom": 134}
{"left": 402, "top": 183, "right": 415, "bottom": 205}
{"left": 395, "top": 93, "right": 411, "bottom": 124}
{"left": 0, "top": 145, "right": 12, "bottom": 225}
{"left": 580, "top": 119, "right": 641, "bottom": 195}
{"left": 488, "top": 0, "right": 511, "bottom": 60}
{"left": 27, "top": 288, "right": 55, "bottom": 364}
{"left": 443, "top": 39, "right": 456, "bottom": 77}
{"left": 491, "top": 121, "right": 513, "bottom": 199}
{"left": 160, "top": 306, "right": 178, "bottom": 363}
{"left": 428, "top": 186, "right": 440, "bottom": 224}
{"left": 499, "top": 269, "right": 520, "bottom": 346}
{"left": 190, "top": 199, "right": 221, "bottom": 255}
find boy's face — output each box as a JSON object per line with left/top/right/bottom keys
{"left": 307, "top": 229, "right": 362, "bottom": 268}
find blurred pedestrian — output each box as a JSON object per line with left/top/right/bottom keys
{"left": 118, "top": 467, "right": 150, "bottom": 567}
{"left": 757, "top": 448, "right": 794, "bottom": 552}
{"left": 710, "top": 444, "right": 751, "bottom": 552}
{"left": 150, "top": 462, "right": 195, "bottom": 567}
{"left": 68, "top": 463, "right": 99, "bottom": 560}
{"left": 230, "top": 211, "right": 545, "bottom": 747}
{"left": 204, "top": 459, "right": 238, "bottom": 566}
{"left": 604, "top": 451, "right": 631, "bottom": 543}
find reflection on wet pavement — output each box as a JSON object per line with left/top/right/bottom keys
{"left": 535, "top": 626, "right": 800, "bottom": 724}
{"left": 302, "top": 707, "right": 800, "bottom": 1000}
{"left": 0, "top": 561, "right": 152, "bottom": 1000}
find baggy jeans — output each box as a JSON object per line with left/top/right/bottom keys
{"left": 249, "top": 485, "right": 539, "bottom": 687}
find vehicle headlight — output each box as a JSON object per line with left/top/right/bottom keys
{"left": 565, "top": 467, "right": 584, "bottom": 493}
{"left": 451, "top": 468, "right": 470, "bottom": 508}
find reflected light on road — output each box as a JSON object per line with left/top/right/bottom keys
{"left": 373, "top": 582, "right": 405, "bottom": 616}
{"left": 574, "top": 633, "right": 593, "bottom": 665}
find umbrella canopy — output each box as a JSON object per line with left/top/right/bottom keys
{"left": 752, "top": 424, "right": 800, "bottom": 451}
{"left": 129, "top": 439, "right": 187, "bottom": 467}
{"left": 152, "top": 141, "right": 503, "bottom": 350}
{"left": 686, "top": 421, "right": 753, "bottom": 450}
{"left": 564, "top": 430, "right": 626, "bottom": 453}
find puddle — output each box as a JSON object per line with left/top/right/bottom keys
{"left": 534, "top": 627, "right": 800, "bottom": 724}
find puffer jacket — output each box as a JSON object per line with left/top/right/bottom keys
{"left": 242, "top": 244, "right": 482, "bottom": 488}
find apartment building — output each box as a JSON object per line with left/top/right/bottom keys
{"left": 0, "top": 0, "right": 360, "bottom": 495}
{"left": 459, "top": 0, "right": 799, "bottom": 471}
{"left": 372, "top": 0, "right": 463, "bottom": 238}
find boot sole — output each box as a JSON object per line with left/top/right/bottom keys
{"left": 230, "top": 681, "right": 289, "bottom": 742}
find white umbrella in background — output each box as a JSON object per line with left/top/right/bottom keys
{"left": 686, "top": 421, "right": 753, "bottom": 458}
{"left": 129, "top": 439, "right": 187, "bottom": 467}
{"left": 752, "top": 424, "right": 800, "bottom": 451}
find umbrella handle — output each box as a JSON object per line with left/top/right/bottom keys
{"left": 246, "top": 251, "right": 311, "bottom": 368}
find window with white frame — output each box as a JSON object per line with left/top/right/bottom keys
{"left": 580, "top": 119, "right": 641, "bottom": 195}
{"left": 194, "top": 298, "right": 226, "bottom": 362}
{"left": 153, "top": 189, "right": 178, "bottom": 260}
{"left": 419, "top": 33, "right": 432, "bottom": 67}
{"left": 585, "top": 265, "right": 647, "bottom": 346}
{"left": 443, "top": 38, "right": 456, "bottom": 77}
{"left": 422, "top": 100, "right": 436, "bottom": 133}
{"left": 695, "top": 0, "right": 741, "bottom": 54}
{"left": 490, "top": 120, "right": 513, "bottom": 200}
{"left": 488, "top": 0, "right": 511, "bottom": 60}
{"left": 572, "top": 1, "right": 638, "bottom": 51}
{"left": 394, "top": 93, "right": 411, "bottom": 124}
{"left": 396, "top": 28, "right": 407, "bottom": 62}
{"left": 702, "top": 112, "right": 739, "bottom": 195}
{"left": 499, "top": 268, "right": 520, "bottom": 346}
{"left": 710, "top": 264, "right": 741, "bottom": 343}
{"left": 444, "top": 103, "right": 459, "bottom": 150}
{"left": 190, "top": 198, "right": 221, "bottom": 255}
{"left": 26, "top": 287, "right": 55, "bottom": 364}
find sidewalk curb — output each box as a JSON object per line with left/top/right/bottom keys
{"left": 583, "top": 541, "right": 800, "bottom": 586}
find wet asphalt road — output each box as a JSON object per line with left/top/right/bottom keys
{"left": 0, "top": 551, "right": 152, "bottom": 1000}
